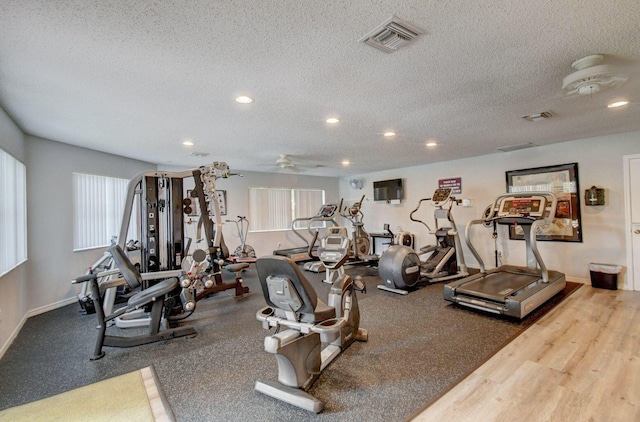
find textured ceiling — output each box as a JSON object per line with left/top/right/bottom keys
{"left": 1, "top": 1, "right": 639, "bottom": 177}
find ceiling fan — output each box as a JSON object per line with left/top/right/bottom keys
{"left": 276, "top": 154, "right": 296, "bottom": 169}
{"left": 273, "top": 154, "right": 323, "bottom": 172}
{"left": 562, "top": 54, "right": 627, "bottom": 96}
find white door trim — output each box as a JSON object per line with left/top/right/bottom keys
{"left": 623, "top": 153, "right": 640, "bottom": 291}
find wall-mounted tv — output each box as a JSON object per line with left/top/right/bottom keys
{"left": 373, "top": 178, "right": 403, "bottom": 201}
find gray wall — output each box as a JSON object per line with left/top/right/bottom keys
{"left": 25, "top": 136, "right": 156, "bottom": 312}
{"left": 339, "top": 131, "right": 640, "bottom": 288}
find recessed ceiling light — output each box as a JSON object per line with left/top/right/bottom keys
{"left": 182, "top": 139, "right": 194, "bottom": 146}
{"left": 235, "top": 96, "right": 253, "bottom": 104}
{"left": 384, "top": 131, "right": 396, "bottom": 137}
{"left": 607, "top": 100, "right": 629, "bottom": 108}
{"left": 326, "top": 117, "right": 340, "bottom": 124}
{"left": 426, "top": 141, "right": 438, "bottom": 148}
{"left": 341, "top": 160, "right": 351, "bottom": 166}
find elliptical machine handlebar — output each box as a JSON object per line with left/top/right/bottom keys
{"left": 409, "top": 198, "right": 434, "bottom": 232}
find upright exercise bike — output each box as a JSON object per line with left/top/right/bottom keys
{"left": 254, "top": 228, "right": 367, "bottom": 413}
{"left": 378, "top": 187, "right": 469, "bottom": 294}
{"left": 225, "top": 215, "right": 256, "bottom": 260}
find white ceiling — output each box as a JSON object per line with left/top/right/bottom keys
{"left": 1, "top": 1, "right": 639, "bottom": 177}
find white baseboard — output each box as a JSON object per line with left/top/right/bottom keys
{"left": 0, "top": 313, "right": 28, "bottom": 360}
{"left": 26, "top": 296, "right": 77, "bottom": 318}
{"left": 0, "top": 296, "right": 77, "bottom": 360}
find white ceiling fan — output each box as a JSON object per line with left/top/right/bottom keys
{"left": 274, "top": 154, "right": 324, "bottom": 172}
{"left": 562, "top": 54, "right": 627, "bottom": 96}
{"left": 276, "top": 154, "right": 296, "bottom": 169}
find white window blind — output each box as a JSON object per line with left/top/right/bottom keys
{"left": 73, "top": 173, "right": 130, "bottom": 251}
{"left": 249, "top": 187, "right": 325, "bottom": 232}
{"left": 0, "top": 149, "right": 27, "bottom": 276}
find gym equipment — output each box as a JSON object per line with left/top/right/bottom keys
{"left": 225, "top": 215, "right": 256, "bottom": 260}
{"left": 273, "top": 203, "right": 339, "bottom": 262}
{"left": 443, "top": 191, "right": 566, "bottom": 319}
{"left": 72, "top": 244, "right": 196, "bottom": 360}
{"left": 305, "top": 226, "right": 352, "bottom": 284}
{"left": 339, "top": 195, "right": 378, "bottom": 263}
{"left": 378, "top": 187, "right": 468, "bottom": 295}
{"left": 77, "top": 163, "right": 248, "bottom": 330}
{"left": 254, "top": 229, "right": 368, "bottom": 413}
{"left": 304, "top": 196, "right": 378, "bottom": 273}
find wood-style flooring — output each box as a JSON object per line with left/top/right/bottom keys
{"left": 411, "top": 283, "right": 640, "bottom": 422}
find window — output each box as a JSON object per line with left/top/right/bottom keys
{"left": 248, "top": 187, "right": 325, "bottom": 232}
{"left": 0, "top": 149, "right": 27, "bottom": 276}
{"left": 73, "top": 173, "right": 131, "bottom": 251}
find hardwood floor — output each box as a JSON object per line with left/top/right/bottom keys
{"left": 411, "top": 283, "right": 640, "bottom": 422}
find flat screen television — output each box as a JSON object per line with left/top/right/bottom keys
{"left": 373, "top": 178, "right": 403, "bottom": 201}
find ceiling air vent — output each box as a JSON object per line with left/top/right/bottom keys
{"left": 496, "top": 143, "right": 539, "bottom": 153}
{"left": 359, "top": 16, "right": 424, "bottom": 53}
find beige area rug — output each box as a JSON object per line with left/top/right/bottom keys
{"left": 0, "top": 366, "right": 173, "bottom": 422}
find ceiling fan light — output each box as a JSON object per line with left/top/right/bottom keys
{"left": 608, "top": 100, "right": 629, "bottom": 108}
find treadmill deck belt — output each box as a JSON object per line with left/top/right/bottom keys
{"left": 455, "top": 271, "right": 540, "bottom": 302}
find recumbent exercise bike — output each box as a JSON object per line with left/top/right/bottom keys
{"left": 254, "top": 228, "right": 367, "bottom": 413}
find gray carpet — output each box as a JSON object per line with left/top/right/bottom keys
{"left": 0, "top": 266, "right": 579, "bottom": 421}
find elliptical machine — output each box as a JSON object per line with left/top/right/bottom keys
{"left": 340, "top": 195, "right": 377, "bottom": 262}
{"left": 377, "top": 187, "right": 468, "bottom": 295}
{"left": 254, "top": 228, "right": 367, "bottom": 413}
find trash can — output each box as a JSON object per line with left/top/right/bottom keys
{"left": 589, "top": 263, "right": 622, "bottom": 290}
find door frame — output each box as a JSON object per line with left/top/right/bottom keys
{"left": 623, "top": 153, "right": 640, "bottom": 291}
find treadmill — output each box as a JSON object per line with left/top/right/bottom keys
{"left": 444, "top": 192, "right": 566, "bottom": 319}
{"left": 273, "top": 203, "right": 339, "bottom": 262}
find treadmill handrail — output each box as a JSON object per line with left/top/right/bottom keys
{"left": 465, "top": 219, "right": 488, "bottom": 273}
{"left": 529, "top": 220, "right": 549, "bottom": 282}
{"left": 466, "top": 192, "right": 557, "bottom": 278}
{"left": 290, "top": 205, "right": 339, "bottom": 246}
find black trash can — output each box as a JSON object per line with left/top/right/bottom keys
{"left": 589, "top": 263, "right": 621, "bottom": 290}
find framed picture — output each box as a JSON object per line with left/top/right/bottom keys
{"left": 505, "top": 162, "right": 582, "bottom": 242}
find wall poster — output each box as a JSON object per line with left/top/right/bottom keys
{"left": 505, "top": 162, "right": 582, "bottom": 242}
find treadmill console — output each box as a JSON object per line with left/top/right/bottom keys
{"left": 315, "top": 203, "right": 338, "bottom": 218}
{"left": 498, "top": 196, "right": 546, "bottom": 218}
{"left": 431, "top": 188, "right": 453, "bottom": 207}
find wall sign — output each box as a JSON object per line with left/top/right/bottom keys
{"left": 438, "top": 177, "right": 462, "bottom": 195}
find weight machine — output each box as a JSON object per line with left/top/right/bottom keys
{"left": 75, "top": 162, "right": 249, "bottom": 329}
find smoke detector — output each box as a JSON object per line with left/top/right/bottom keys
{"left": 562, "top": 54, "right": 627, "bottom": 96}
{"left": 359, "top": 16, "right": 424, "bottom": 53}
